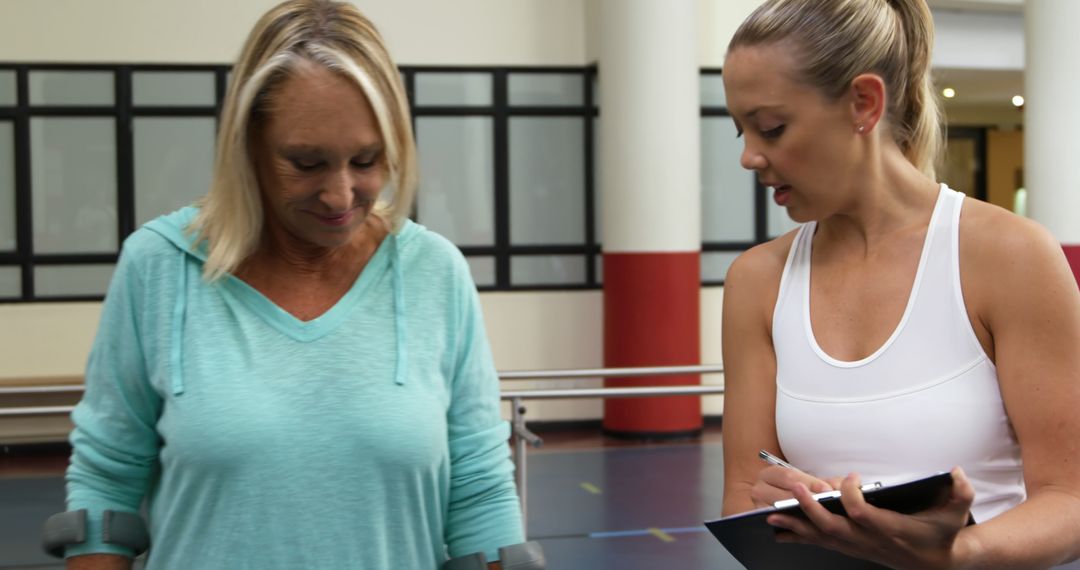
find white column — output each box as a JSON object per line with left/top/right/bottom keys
{"left": 599, "top": 0, "right": 700, "bottom": 254}
{"left": 1025, "top": 0, "right": 1080, "bottom": 244}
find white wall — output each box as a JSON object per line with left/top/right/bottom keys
{"left": 1, "top": 0, "right": 764, "bottom": 67}
{"left": 933, "top": 9, "right": 1024, "bottom": 70}
{"left": 0, "top": 0, "right": 588, "bottom": 66}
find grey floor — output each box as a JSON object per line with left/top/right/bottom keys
{"left": 3, "top": 443, "right": 1079, "bottom": 569}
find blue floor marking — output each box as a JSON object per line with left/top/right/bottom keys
{"left": 589, "top": 526, "right": 708, "bottom": 539}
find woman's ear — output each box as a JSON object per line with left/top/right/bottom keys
{"left": 849, "top": 73, "right": 887, "bottom": 135}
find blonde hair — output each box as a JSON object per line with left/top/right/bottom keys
{"left": 729, "top": 0, "right": 942, "bottom": 178}
{"left": 192, "top": 0, "right": 417, "bottom": 281}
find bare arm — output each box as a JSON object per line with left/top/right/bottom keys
{"left": 66, "top": 554, "right": 132, "bottom": 570}
{"left": 951, "top": 208, "right": 1080, "bottom": 567}
{"left": 721, "top": 237, "right": 834, "bottom": 515}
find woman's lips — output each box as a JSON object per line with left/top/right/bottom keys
{"left": 312, "top": 209, "right": 356, "bottom": 227}
{"left": 773, "top": 185, "right": 792, "bottom": 206}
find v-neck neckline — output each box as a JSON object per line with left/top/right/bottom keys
{"left": 219, "top": 233, "right": 395, "bottom": 342}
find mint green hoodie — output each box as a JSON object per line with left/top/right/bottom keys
{"left": 65, "top": 207, "right": 523, "bottom": 568}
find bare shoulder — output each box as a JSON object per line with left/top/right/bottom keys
{"left": 959, "top": 198, "right": 1077, "bottom": 320}
{"left": 960, "top": 198, "right": 1067, "bottom": 280}
{"left": 724, "top": 230, "right": 799, "bottom": 328}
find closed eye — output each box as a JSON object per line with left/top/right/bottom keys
{"left": 291, "top": 159, "right": 323, "bottom": 172}
{"left": 761, "top": 125, "right": 785, "bottom": 140}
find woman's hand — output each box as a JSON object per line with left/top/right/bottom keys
{"left": 766, "top": 466, "right": 976, "bottom": 570}
{"left": 750, "top": 465, "right": 840, "bottom": 509}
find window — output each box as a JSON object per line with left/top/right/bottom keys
{"left": 407, "top": 67, "right": 598, "bottom": 290}
{"left": 1, "top": 64, "right": 781, "bottom": 302}
{"left": 0, "top": 65, "right": 225, "bottom": 301}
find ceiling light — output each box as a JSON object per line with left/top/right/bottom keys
{"left": 1012, "top": 95, "right": 1025, "bottom": 107}
{"left": 942, "top": 87, "right": 956, "bottom": 99}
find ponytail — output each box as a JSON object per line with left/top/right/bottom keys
{"left": 729, "top": 0, "right": 943, "bottom": 179}
{"left": 887, "top": 0, "right": 942, "bottom": 178}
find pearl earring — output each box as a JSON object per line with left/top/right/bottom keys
{"left": 858, "top": 124, "right": 866, "bottom": 133}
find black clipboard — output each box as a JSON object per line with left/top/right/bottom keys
{"left": 704, "top": 472, "right": 964, "bottom": 570}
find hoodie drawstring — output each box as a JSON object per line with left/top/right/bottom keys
{"left": 392, "top": 232, "right": 407, "bottom": 386}
{"left": 170, "top": 250, "right": 188, "bottom": 396}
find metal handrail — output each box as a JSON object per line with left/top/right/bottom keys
{"left": 0, "top": 405, "right": 77, "bottom": 417}
{"left": 0, "top": 385, "right": 84, "bottom": 396}
{"left": 497, "top": 367, "right": 725, "bottom": 535}
{"left": 0, "top": 365, "right": 726, "bottom": 538}
{"left": 0, "top": 364, "right": 724, "bottom": 398}
{"left": 498, "top": 364, "right": 724, "bottom": 381}
{"left": 501, "top": 384, "right": 723, "bottom": 400}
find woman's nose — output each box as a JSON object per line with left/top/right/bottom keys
{"left": 320, "top": 167, "right": 355, "bottom": 211}
{"left": 740, "top": 144, "right": 767, "bottom": 172}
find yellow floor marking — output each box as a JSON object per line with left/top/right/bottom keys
{"left": 580, "top": 482, "right": 602, "bottom": 494}
{"left": 648, "top": 527, "right": 675, "bottom": 543}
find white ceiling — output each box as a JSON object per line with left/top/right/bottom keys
{"left": 928, "top": 1, "right": 1026, "bottom": 122}
{"left": 934, "top": 68, "right": 1024, "bottom": 106}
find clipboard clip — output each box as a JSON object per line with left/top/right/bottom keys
{"left": 772, "top": 481, "right": 884, "bottom": 509}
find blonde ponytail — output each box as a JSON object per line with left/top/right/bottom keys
{"left": 887, "top": 0, "right": 943, "bottom": 178}
{"left": 729, "top": 0, "right": 943, "bottom": 178}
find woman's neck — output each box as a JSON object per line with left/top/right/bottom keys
{"left": 243, "top": 216, "right": 386, "bottom": 284}
{"left": 817, "top": 149, "right": 940, "bottom": 256}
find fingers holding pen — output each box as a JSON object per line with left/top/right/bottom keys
{"left": 751, "top": 465, "right": 836, "bottom": 508}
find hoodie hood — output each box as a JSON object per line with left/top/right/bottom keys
{"left": 142, "top": 207, "right": 411, "bottom": 395}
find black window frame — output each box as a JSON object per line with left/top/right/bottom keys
{"left": 0, "top": 63, "right": 775, "bottom": 303}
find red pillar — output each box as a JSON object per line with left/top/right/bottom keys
{"left": 1064, "top": 245, "right": 1080, "bottom": 287}
{"left": 603, "top": 253, "right": 701, "bottom": 438}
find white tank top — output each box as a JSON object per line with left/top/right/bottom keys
{"left": 772, "top": 185, "right": 1025, "bottom": 523}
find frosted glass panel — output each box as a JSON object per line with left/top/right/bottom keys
{"left": 0, "top": 266, "right": 19, "bottom": 298}
{"left": 0, "top": 122, "right": 14, "bottom": 251}
{"left": 511, "top": 255, "right": 585, "bottom": 286}
{"left": 768, "top": 198, "right": 800, "bottom": 238}
{"left": 701, "top": 74, "right": 727, "bottom": 107}
{"left": 414, "top": 73, "right": 491, "bottom": 106}
{"left": 416, "top": 117, "right": 494, "bottom": 246}
{"left": 702, "top": 117, "right": 755, "bottom": 242}
{"left": 0, "top": 71, "right": 15, "bottom": 106}
{"left": 134, "top": 118, "right": 215, "bottom": 225}
{"left": 702, "top": 251, "right": 742, "bottom": 282}
{"left": 510, "top": 118, "right": 585, "bottom": 245}
{"left": 29, "top": 71, "right": 114, "bottom": 106}
{"left": 31, "top": 118, "right": 117, "bottom": 253}
{"left": 133, "top": 71, "right": 215, "bottom": 106}
{"left": 466, "top": 256, "right": 496, "bottom": 287}
{"left": 35, "top": 264, "right": 115, "bottom": 297}
{"left": 508, "top": 74, "right": 583, "bottom": 106}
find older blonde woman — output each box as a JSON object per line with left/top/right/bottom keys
{"left": 53, "top": 1, "right": 524, "bottom": 568}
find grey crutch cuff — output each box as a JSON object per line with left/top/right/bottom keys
{"left": 42, "top": 509, "right": 150, "bottom": 558}
{"left": 442, "top": 541, "right": 546, "bottom": 570}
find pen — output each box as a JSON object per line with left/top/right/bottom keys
{"left": 759, "top": 449, "right": 798, "bottom": 470}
